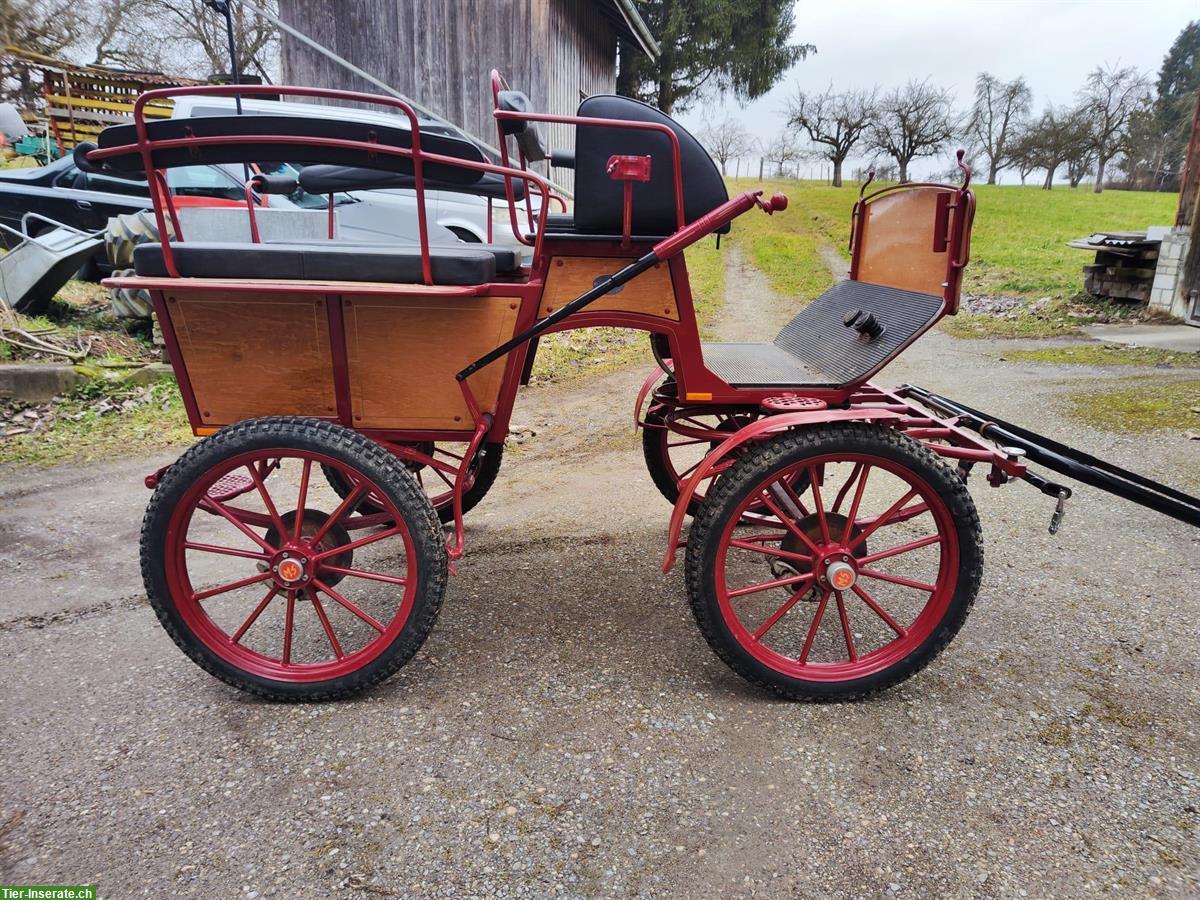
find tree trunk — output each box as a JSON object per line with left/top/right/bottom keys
{"left": 657, "top": 73, "right": 674, "bottom": 116}
{"left": 759, "top": 158, "right": 764, "bottom": 179}
{"left": 720, "top": 159, "right": 727, "bottom": 176}
{"left": 988, "top": 159, "right": 999, "bottom": 185}
{"left": 1093, "top": 156, "right": 1106, "bottom": 193}
{"left": 832, "top": 159, "right": 843, "bottom": 187}
{"left": 1043, "top": 167, "right": 1055, "bottom": 190}
{"left": 898, "top": 159, "right": 909, "bottom": 183}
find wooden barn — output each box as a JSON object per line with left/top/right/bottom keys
{"left": 276, "top": 0, "right": 658, "bottom": 188}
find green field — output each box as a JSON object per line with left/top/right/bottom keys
{"left": 729, "top": 178, "right": 1178, "bottom": 300}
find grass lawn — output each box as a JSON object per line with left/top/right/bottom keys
{"left": 1067, "top": 378, "right": 1200, "bottom": 434}
{"left": 730, "top": 178, "right": 1179, "bottom": 338}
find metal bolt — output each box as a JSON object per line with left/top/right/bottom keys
{"left": 299, "top": 558, "right": 307, "bottom": 565}
{"left": 842, "top": 555, "right": 850, "bottom": 562}
{"left": 272, "top": 565, "right": 279, "bottom": 573}
{"left": 282, "top": 552, "right": 290, "bottom": 559}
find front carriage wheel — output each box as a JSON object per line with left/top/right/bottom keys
{"left": 685, "top": 423, "right": 983, "bottom": 701}
{"left": 141, "top": 417, "right": 448, "bottom": 701}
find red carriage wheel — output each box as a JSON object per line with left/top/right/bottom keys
{"left": 642, "top": 402, "right": 758, "bottom": 514}
{"left": 322, "top": 441, "right": 503, "bottom": 524}
{"left": 141, "top": 417, "right": 448, "bottom": 701}
{"left": 685, "top": 423, "right": 983, "bottom": 700}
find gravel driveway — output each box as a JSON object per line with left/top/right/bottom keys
{"left": 1, "top": 254, "right": 1197, "bottom": 897}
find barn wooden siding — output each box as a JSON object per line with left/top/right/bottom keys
{"left": 277, "top": 0, "right": 622, "bottom": 191}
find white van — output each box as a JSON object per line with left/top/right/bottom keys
{"left": 170, "top": 95, "right": 528, "bottom": 251}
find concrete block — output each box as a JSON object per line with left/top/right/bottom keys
{"left": 116, "top": 363, "right": 175, "bottom": 386}
{"left": 0, "top": 364, "right": 83, "bottom": 402}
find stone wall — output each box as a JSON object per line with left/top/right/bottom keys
{"left": 1148, "top": 228, "right": 1194, "bottom": 320}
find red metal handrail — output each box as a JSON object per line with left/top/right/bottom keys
{"left": 96, "top": 83, "right": 555, "bottom": 279}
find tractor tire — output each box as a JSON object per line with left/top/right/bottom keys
{"left": 105, "top": 210, "right": 171, "bottom": 319}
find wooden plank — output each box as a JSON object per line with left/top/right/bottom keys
{"left": 539, "top": 256, "right": 678, "bottom": 320}
{"left": 857, "top": 190, "right": 952, "bottom": 297}
{"left": 344, "top": 294, "right": 520, "bottom": 429}
{"left": 166, "top": 292, "right": 337, "bottom": 425}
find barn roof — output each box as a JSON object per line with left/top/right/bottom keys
{"left": 597, "top": 0, "right": 660, "bottom": 59}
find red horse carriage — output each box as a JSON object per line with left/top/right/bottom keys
{"left": 78, "top": 72, "right": 1199, "bottom": 702}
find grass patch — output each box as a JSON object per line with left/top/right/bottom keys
{"left": 940, "top": 294, "right": 1149, "bottom": 339}
{"left": 1066, "top": 377, "right": 1200, "bottom": 433}
{"left": 733, "top": 179, "right": 1177, "bottom": 300}
{"left": 1003, "top": 343, "right": 1200, "bottom": 368}
{"left": 0, "top": 377, "right": 191, "bottom": 468}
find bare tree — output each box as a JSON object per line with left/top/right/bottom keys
{"left": 967, "top": 72, "right": 1032, "bottom": 184}
{"left": 868, "top": 79, "right": 957, "bottom": 183}
{"left": 785, "top": 85, "right": 876, "bottom": 187}
{"left": 759, "top": 133, "right": 800, "bottom": 178}
{"left": 1077, "top": 63, "right": 1151, "bottom": 193}
{"left": 1, "top": 0, "right": 85, "bottom": 105}
{"left": 1015, "top": 105, "right": 1092, "bottom": 190}
{"left": 698, "top": 115, "right": 753, "bottom": 176}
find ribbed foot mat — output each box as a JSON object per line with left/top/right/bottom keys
{"left": 703, "top": 280, "right": 944, "bottom": 388}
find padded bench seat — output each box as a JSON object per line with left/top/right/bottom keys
{"left": 133, "top": 241, "right": 522, "bottom": 285}
{"left": 703, "top": 280, "right": 945, "bottom": 388}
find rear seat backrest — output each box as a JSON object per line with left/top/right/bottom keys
{"left": 573, "top": 96, "right": 729, "bottom": 237}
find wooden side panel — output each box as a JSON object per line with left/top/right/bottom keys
{"left": 539, "top": 256, "right": 678, "bottom": 320}
{"left": 344, "top": 295, "right": 521, "bottom": 430}
{"left": 166, "top": 292, "right": 336, "bottom": 426}
{"left": 857, "top": 189, "right": 951, "bottom": 297}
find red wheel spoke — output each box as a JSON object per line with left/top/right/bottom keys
{"left": 757, "top": 491, "right": 821, "bottom": 556}
{"left": 835, "top": 591, "right": 857, "bottom": 661}
{"left": 851, "top": 584, "right": 908, "bottom": 638}
{"left": 855, "top": 501, "right": 929, "bottom": 531}
{"left": 184, "top": 541, "right": 269, "bottom": 561}
{"left": 841, "top": 465, "right": 872, "bottom": 543}
{"left": 797, "top": 590, "right": 831, "bottom": 665}
{"left": 312, "top": 525, "right": 404, "bottom": 561}
{"left": 309, "top": 481, "right": 368, "bottom": 546}
{"left": 780, "top": 477, "right": 811, "bottom": 519}
{"left": 831, "top": 463, "right": 863, "bottom": 514}
{"left": 728, "top": 571, "right": 812, "bottom": 598}
{"left": 848, "top": 488, "right": 919, "bottom": 551}
{"left": 202, "top": 496, "right": 275, "bottom": 552}
{"left": 753, "top": 578, "right": 815, "bottom": 639}
{"left": 308, "top": 590, "right": 345, "bottom": 659}
{"left": 804, "top": 467, "right": 830, "bottom": 544}
{"left": 667, "top": 438, "right": 708, "bottom": 448}
{"left": 728, "top": 539, "right": 812, "bottom": 564}
{"left": 320, "top": 565, "right": 407, "bottom": 586}
{"left": 859, "top": 567, "right": 936, "bottom": 593}
{"left": 193, "top": 570, "right": 273, "bottom": 602}
{"left": 858, "top": 534, "right": 942, "bottom": 565}
{"left": 245, "top": 464, "right": 287, "bottom": 536}
{"left": 231, "top": 586, "right": 278, "bottom": 644}
{"left": 732, "top": 531, "right": 788, "bottom": 544}
{"left": 434, "top": 447, "right": 464, "bottom": 462}
{"left": 294, "top": 459, "right": 312, "bottom": 542}
{"left": 678, "top": 459, "right": 703, "bottom": 480}
{"left": 312, "top": 579, "right": 386, "bottom": 633}
{"left": 433, "top": 467, "right": 455, "bottom": 490}
{"left": 281, "top": 590, "right": 296, "bottom": 665}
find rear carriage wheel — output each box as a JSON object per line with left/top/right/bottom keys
{"left": 322, "top": 441, "right": 503, "bottom": 525}
{"left": 141, "top": 417, "right": 448, "bottom": 701}
{"left": 642, "top": 404, "right": 755, "bottom": 514}
{"left": 685, "top": 423, "right": 983, "bottom": 701}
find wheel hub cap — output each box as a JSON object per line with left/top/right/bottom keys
{"left": 824, "top": 560, "right": 857, "bottom": 591}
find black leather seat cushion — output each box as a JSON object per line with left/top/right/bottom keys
{"left": 133, "top": 241, "right": 503, "bottom": 285}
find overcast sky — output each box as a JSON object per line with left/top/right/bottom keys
{"left": 674, "top": 0, "right": 1199, "bottom": 183}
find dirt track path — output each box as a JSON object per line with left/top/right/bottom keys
{"left": 1, "top": 246, "right": 1198, "bottom": 897}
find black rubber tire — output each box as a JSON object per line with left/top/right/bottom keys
{"left": 685, "top": 422, "right": 984, "bottom": 702}
{"left": 105, "top": 210, "right": 167, "bottom": 319}
{"left": 140, "top": 416, "right": 448, "bottom": 702}
{"left": 323, "top": 441, "right": 503, "bottom": 525}
{"left": 642, "top": 404, "right": 698, "bottom": 514}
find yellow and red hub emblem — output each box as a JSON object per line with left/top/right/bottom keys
{"left": 825, "top": 560, "right": 857, "bottom": 591}
{"left": 277, "top": 558, "right": 305, "bottom": 583}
